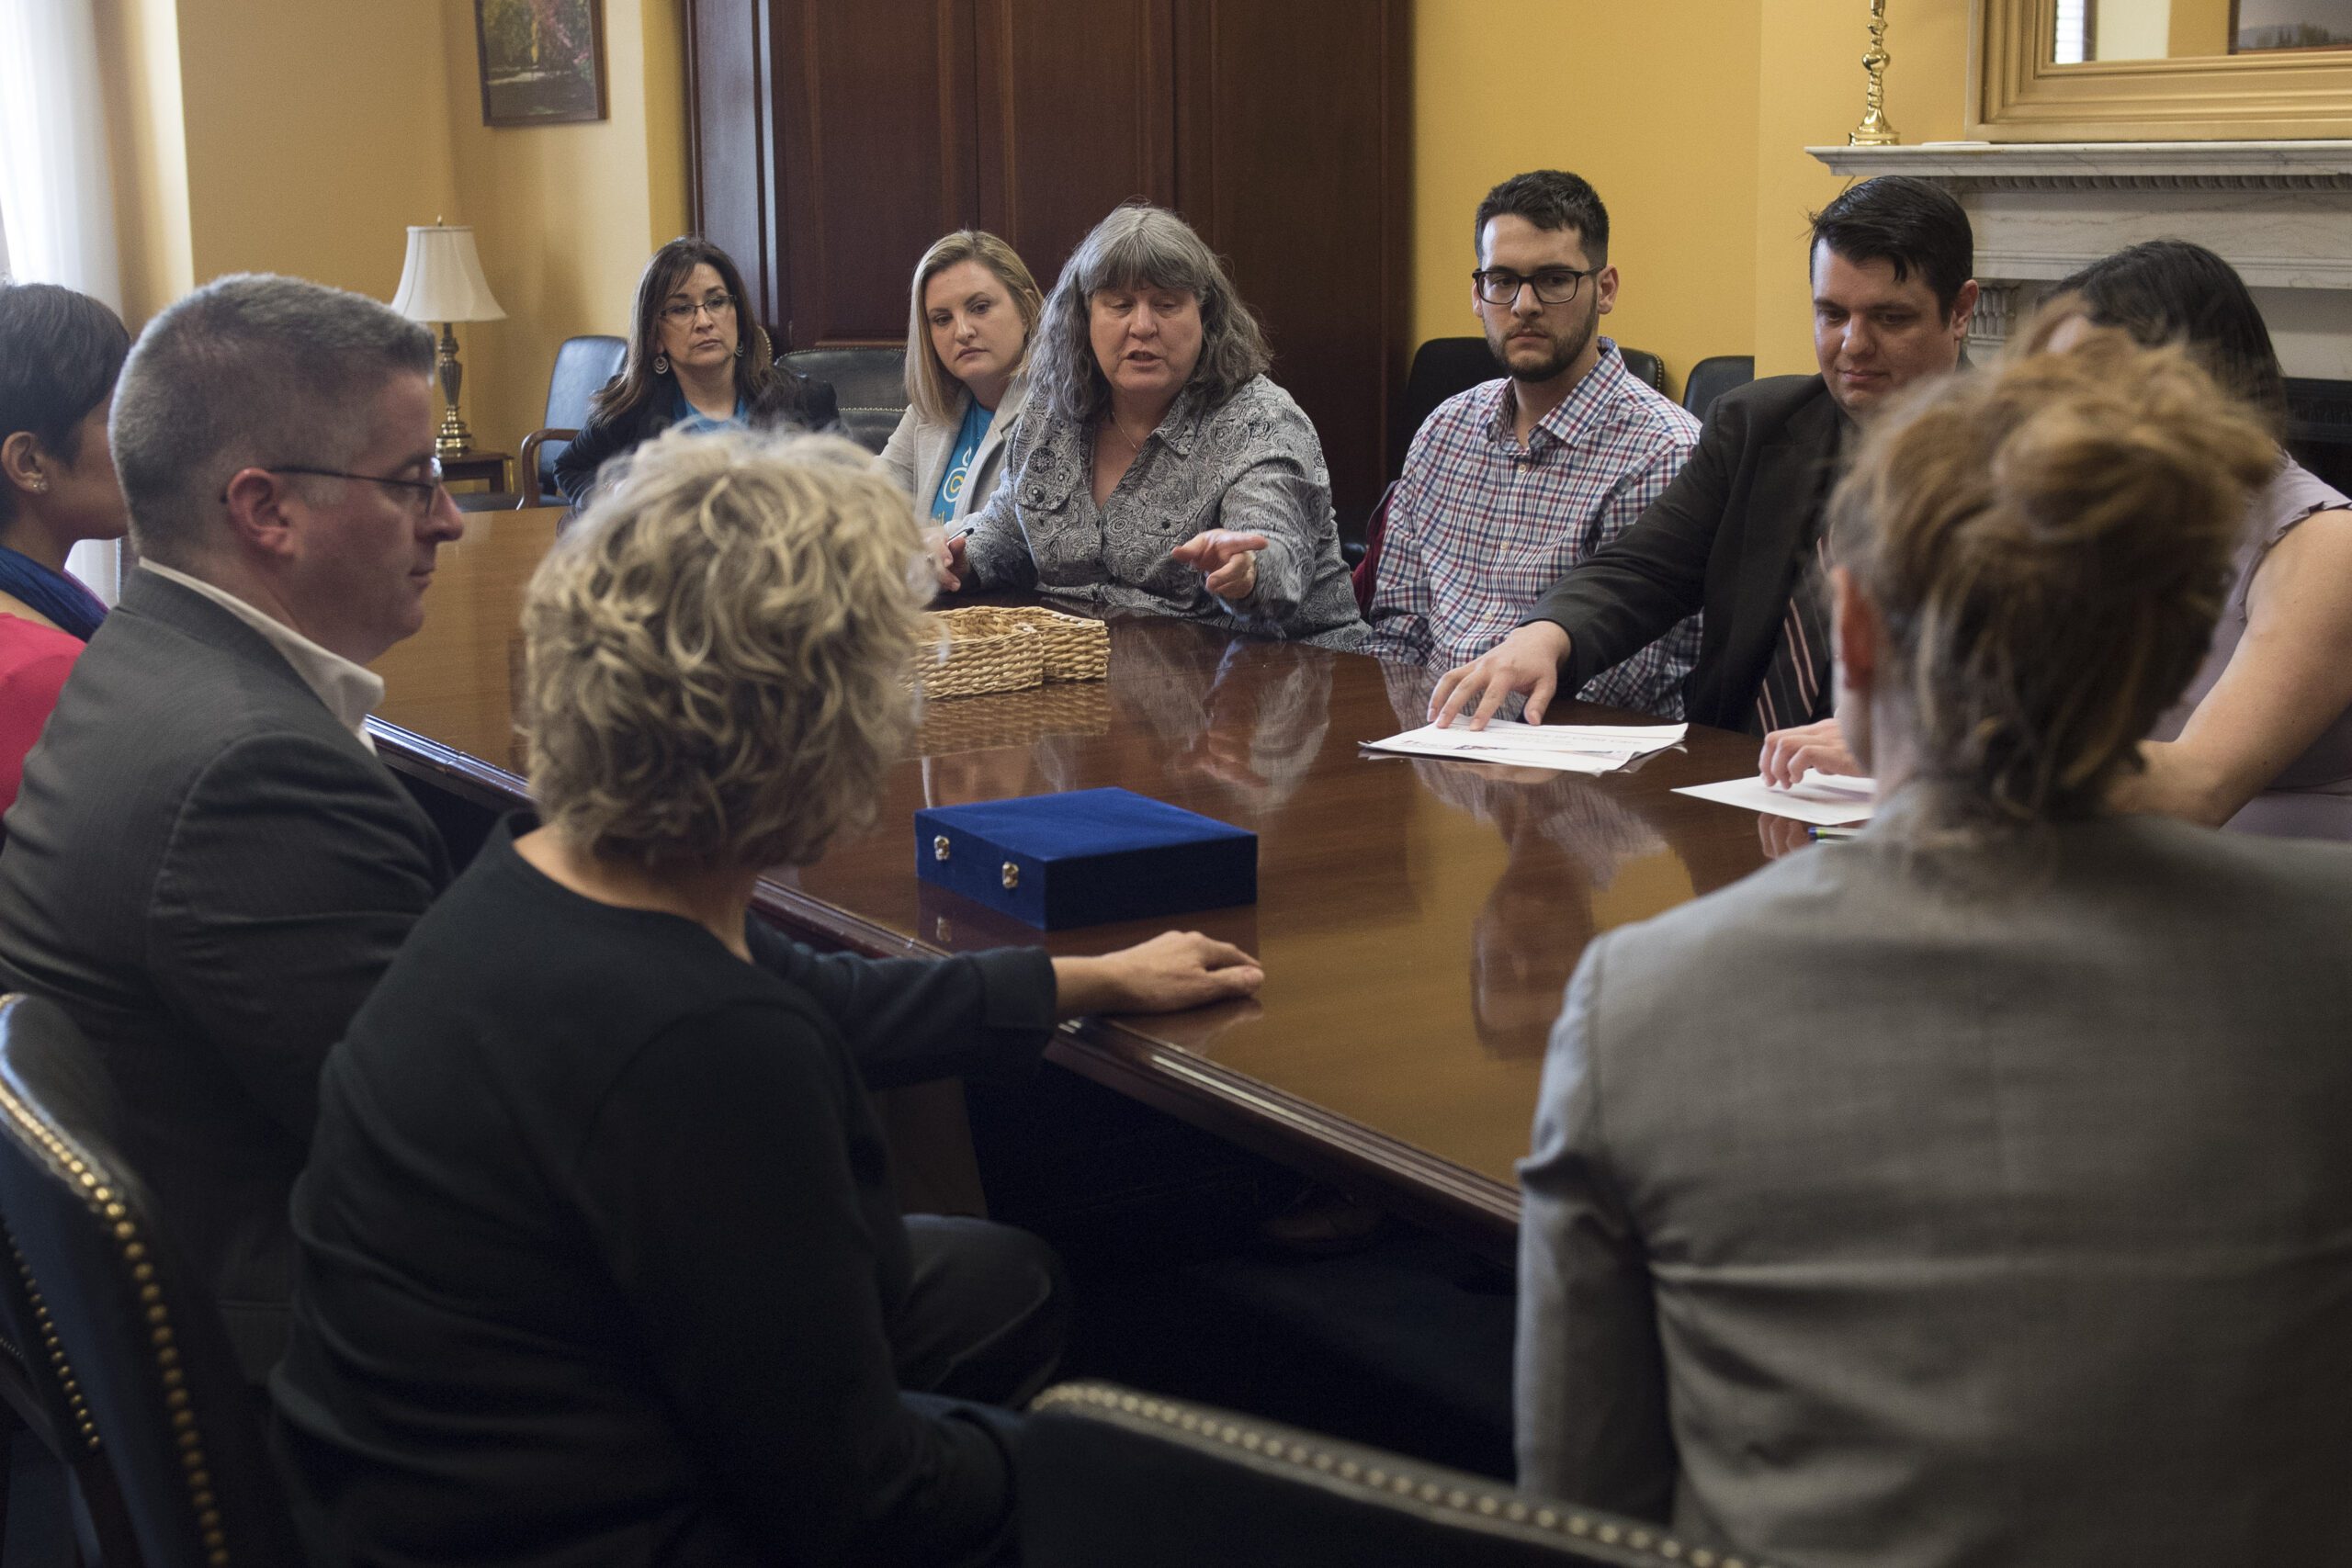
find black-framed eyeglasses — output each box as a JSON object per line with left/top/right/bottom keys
{"left": 220, "top": 459, "right": 447, "bottom": 513}
{"left": 661, "top": 292, "right": 737, "bottom": 324}
{"left": 1472, "top": 267, "right": 1600, "bottom": 307}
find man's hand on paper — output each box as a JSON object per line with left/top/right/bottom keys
{"left": 1758, "top": 716, "right": 1861, "bottom": 789}
{"left": 1430, "top": 621, "right": 1573, "bottom": 730}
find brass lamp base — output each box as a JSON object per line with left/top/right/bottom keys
{"left": 433, "top": 321, "right": 475, "bottom": 458}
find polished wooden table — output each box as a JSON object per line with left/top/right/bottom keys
{"left": 371, "top": 508, "right": 1781, "bottom": 1257}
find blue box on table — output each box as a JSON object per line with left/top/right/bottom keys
{"left": 913, "top": 786, "right": 1257, "bottom": 931}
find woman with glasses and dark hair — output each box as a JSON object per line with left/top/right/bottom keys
{"left": 0, "top": 282, "right": 131, "bottom": 813}
{"left": 1758, "top": 240, "right": 2352, "bottom": 838}
{"left": 552, "top": 236, "right": 839, "bottom": 503}
{"left": 942, "top": 203, "right": 1363, "bottom": 648}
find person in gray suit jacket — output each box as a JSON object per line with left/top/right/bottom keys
{"left": 877, "top": 229, "right": 1042, "bottom": 527}
{"left": 1516, "top": 333, "right": 2352, "bottom": 1566}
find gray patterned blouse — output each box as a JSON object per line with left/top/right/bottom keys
{"left": 958, "top": 374, "right": 1366, "bottom": 649}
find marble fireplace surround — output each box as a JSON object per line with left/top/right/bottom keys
{"left": 1807, "top": 141, "right": 2352, "bottom": 381}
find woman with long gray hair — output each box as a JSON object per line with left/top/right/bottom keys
{"left": 944, "top": 203, "right": 1363, "bottom": 648}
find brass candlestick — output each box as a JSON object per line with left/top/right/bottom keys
{"left": 1849, "top": 0, "right": 1899, "bottom": 147}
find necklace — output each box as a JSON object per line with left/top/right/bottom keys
{"left": 1104, "top": 411, "right": 1152, "bottom": 456}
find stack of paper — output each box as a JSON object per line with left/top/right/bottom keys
{"left": 1672, "top": 769, "right": 1877, "bottom": 826}
{"left": 1363, "top": 719, "right": 1688, "bottom": 776}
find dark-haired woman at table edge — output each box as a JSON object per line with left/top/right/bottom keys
{"left": 552, "top": 235, "right": 839, "bottom": 504}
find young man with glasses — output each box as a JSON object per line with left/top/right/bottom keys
{"left": 1431, "top": 175, "right": 1978, "bottom": 734}
{"left": 1365, "top": 170, "right": 1702, "bottom": 717}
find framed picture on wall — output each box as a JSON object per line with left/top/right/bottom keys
{"left": 2231, "top": 0, "right": 2352, "bottom": 52}
{"left": 474, "top": 0, "right": 608, "bottom": 126}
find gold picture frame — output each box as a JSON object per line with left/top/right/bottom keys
{"left": 1971, "top": 0, "right": 2352, "bottom": 140}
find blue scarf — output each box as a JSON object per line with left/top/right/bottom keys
{"left": 0, "top": 546, "right": 107, "bottom": 641}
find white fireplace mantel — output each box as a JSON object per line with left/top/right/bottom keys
{"left": 1806, "top": 141, "right": 2352, "bottom": 377}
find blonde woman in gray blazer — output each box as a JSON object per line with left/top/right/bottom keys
{"left": 878, "top": 231, "right": 1042, "bottom": 526}
{"left": 1518, "top": 333, "right": 2352, "bottom": 1566}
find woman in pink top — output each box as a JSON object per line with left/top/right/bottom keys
{"left": 0, "top": 284, "right": 132, "bottom": 817}
{"left": 1761, "top": 242, "right": 2352, "bottom": 840}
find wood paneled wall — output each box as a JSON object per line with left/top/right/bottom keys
{"left": 685, "top": 0, "right": 1410, "bottom": 526}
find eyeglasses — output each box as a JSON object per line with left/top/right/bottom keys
{"left": 1472, "top": 267, "right": 1600, "bottom": 307}
{"left": 661, "top": 293, "right": 737, "bottom": 324}
{"left": 221, "top": 459, "right": 447, "bottom": 514}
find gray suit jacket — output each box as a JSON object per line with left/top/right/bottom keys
{"left": 1517, "top": 799, "right": 2352, "bottom": 1568}
{"left": 876, "top": 372, "right": 1029, "bottom": 525}
{"left": 0, "top": 570, "right": 450, "bottom": 1377}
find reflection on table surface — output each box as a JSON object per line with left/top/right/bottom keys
{"left": 370, "top": 507, "right": 1777, "bottom": 1249}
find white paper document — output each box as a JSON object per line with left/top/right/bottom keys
{"left": 1362, "top": 718, "right": 1689, "bottom": 775}
{"left": 1672, "top": 769, "right": 1878, "bottom": 826}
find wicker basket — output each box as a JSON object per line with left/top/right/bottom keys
{"left": 915, "top": 680, "right": 1114, "bottom": 754}
{"left": 1010, "top": 605, "right": 1111, "bottom": 683}
{"left": 912, "top": 609, "right": 1046, "bottom": 699}
{"left": 911, "top": 606, "right": 1110, "bottom": 700}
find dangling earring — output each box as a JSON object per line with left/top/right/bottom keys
{"left": 733, "top": 342, "right": 745, "bottom": 358}
{"left": 654, "top": 354, "right": 670, "bottom": 375}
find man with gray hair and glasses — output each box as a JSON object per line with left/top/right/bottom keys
{"left": 0, "top": 274, "right": 465, "bottom": 1379}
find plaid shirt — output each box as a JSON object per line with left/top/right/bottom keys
{"left": 1364, "top": 340, "right": 1703, "bottom": 717}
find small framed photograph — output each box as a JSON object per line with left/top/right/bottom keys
{"left": 474, "top": 0, "right": 608, "bottom": 127}
{"left": 2231, "top": 0, "right": 2352, "bottom": 52}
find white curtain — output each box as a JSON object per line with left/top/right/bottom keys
{"left": 0, "top": 0, "right": 127, "bottom": 603}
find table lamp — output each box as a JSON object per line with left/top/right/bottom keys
{"left": 390, "top": 220, "right": 507, "bottom": 458}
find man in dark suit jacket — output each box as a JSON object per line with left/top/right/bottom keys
{"left": 1431, "top": 175, "right": 1979, "bottom": 735}
{"left": 0, "top": 276, "right": 464, "bottom": 1376}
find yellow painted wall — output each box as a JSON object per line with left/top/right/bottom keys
{"left": 1412, "top": 0, "right": 1762, "bottom": 399}
{"left": 95, "top": 0, "right": 686, "bottom": 466}
{"left": 110, "top": 2, "right": 1985, "bottom": 452}
{"left": 92, "top": 0, "right": 193, "bottom": 323}
{"left": 1415, "top": 0, "right": 1972, "bottom": 389}
{"left": 442, "top": 0, "right": 692, "bottom": 461}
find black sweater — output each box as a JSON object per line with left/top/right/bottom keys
{"left": 553, "top": 370, "right": 842, "bottom": 503}
{"left": 272, "top": 820, "right": 1055, "bottom": 1567}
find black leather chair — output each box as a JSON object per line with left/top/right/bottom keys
{"left": 780, "top": 346, "right": 908, "bottom": 454}
{"left": 515, "top": 333, "right": 628, "bottom": 508}
{"left": 0, "top": 1214, "right": 142, "bottom": 1566}
{"left": 0, "top": 994, "right": 300, "bottom": 1568}
{"left": 1616, "top": 347, "right": 1666, "bottom": 394}
{"left": 1393, "top": 339, "right": 1668, "bottom": 484}
{"left": 1681, "top": 355, "right": 1754, "bottom": 424}
{"left": 1022, "top": 1382, "right": 1754, "bottom": 1568}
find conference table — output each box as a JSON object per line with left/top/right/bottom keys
{"left": 369, "top": 506, "right": 1782, "bottom": 1260}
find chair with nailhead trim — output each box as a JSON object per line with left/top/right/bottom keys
{"left": 1021, "top": 1382, "right": 1771, "bottom": 1568}
{"left": 0, "top": 1213, "right": 143, "bottom": 1565}
{"left": 0, "top": 994, "right": 301, "bottom": 1568}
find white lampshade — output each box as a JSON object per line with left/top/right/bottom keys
{"left": 390, "top": 223, "right": 506, "bottom": 324}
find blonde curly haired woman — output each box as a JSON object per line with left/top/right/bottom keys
{"left": 274, "top": 429, "right": 1260, "bottom": 1568}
